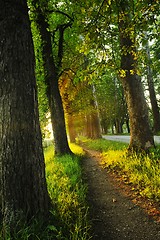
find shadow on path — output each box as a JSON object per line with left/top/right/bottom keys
{"left": 82, "top": 148, "right": 160, "bottom": 240}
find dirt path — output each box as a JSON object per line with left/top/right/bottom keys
{"left": 82, "top": 148, "right": 160, "bottom": 240}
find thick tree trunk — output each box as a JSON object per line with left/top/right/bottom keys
{"left": 121, "top": 74, "right": 154, "bottom": 150}
{"left": 0, "top": 0, "right": 49, "bottom": 229}
{"left": 118, "top": 0, "right": 154, "bottom": 151}
{"left": 34, "top": 7, "right": 72, "bottom": 155}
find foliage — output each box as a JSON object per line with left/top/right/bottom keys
{"left": 29, "top": 0, "right": 160, "bottom": 137}
{"left": 0, "top": 218, "right": 51, "bottom": 240}
{"left": 30, "top": 15, "right": 49, "bottom": 136}
{"left": 71, "top": 0, "right": 160, "bottom": 136}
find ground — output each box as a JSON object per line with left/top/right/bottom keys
{"left": 82, "top": 148, "right": 160, "bottom": 240}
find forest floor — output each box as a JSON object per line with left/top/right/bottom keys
{"left": 81, "top": 147, "right": 160, "bottom": 240}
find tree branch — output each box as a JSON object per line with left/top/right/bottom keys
{"left": 46, "top": 9, "right": 74, "bottom": 22}
{"left": 58, "top": 22, "right": 72, "bottom": 69}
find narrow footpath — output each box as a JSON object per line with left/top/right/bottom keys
{"left": 82, "top": 148, "right": 160, "bottom": 240}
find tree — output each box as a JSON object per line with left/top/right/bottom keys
{"left": 71, "top": 0, "right": 157, "bottom": 151}
{"left": 59, "top": 72, "right": 78, "bottom": 143}
{"left": 118, "top": 0, "right": 155, "bottom": 151}
{"left": 83, "top": 85, "right": 102, "bottom": 139}
{"left": 145, "top": 36, "right": 160, "bottom": 134}
{"left": 30, "top": 0, "right": 72, "bottom": 155}
{"left": 0, "top": 0, "right": 50, "bottom": 230}
{"left": 94, "top": 72, "right": 129, "bottom": 134}
{"left": 134, "top": 2, "right": 160, "bottom": 134}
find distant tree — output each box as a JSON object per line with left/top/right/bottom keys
{"left": 85, "top": 85, "right": 102, "bottom": 139}
{"left": 95, "top": 72, "right": 128, "bottom": 134}
{"left": 0, "top": 0, "right": 50, "bottom": 231}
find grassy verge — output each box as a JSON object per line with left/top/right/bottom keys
{"left": 1, "top": 143, "right": 91, "bottom": 239}
{"left": 78, "top": 136, "right": 128, "bottom": 151}
{"left": 44, "top": 143, "right": 91, "bottom": 240}
{"left": 80, "top": 137, "right": 160, "bottom": 203}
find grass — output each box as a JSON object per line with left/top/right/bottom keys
{"left": 80, "top": 137, "right": 160, "bottom": 203}
{"left": 44, "top": 143, "right": 91, "bottom": 240}
{"left": 78, "top": 136, "right": 128, "bottom": 151}
{"left": 1, "top": 143, "right": 91, "bottom": 240}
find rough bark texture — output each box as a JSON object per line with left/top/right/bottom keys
{"left": 33, "top": 7, "right": 72, "bottom": 155}
{"left": 0, "top": 0, "right": 49, "bottom": 229}
{"left": 119, "top": 0, "right": 154, "bottom": 151}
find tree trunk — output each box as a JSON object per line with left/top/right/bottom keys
{"left": 90, "top": 85, "right": 102, "bottom": 139}
{"left": 100, "top": 118, "right": 108, "bottom": 134}
{"left": 112, "top": 124, "right": 115, "bottom": 134}
{"left": 114, "top": 119, "right": 123, "bottom": 134}
{"left": 85, "top": 114, "right": 92, "bottom": 138}
{"left": 68, "top": 114, "right": 76, "bottom": 143}
{"left": 125, "top": 117, "right": 130, "bottom": 134}
{"left": 33, "top": 6, "right": 72, "bottom": 155}
{"left": 145, "top": 37, "right": 160, "bottom": 134}
{"left": 91, "top": 109, "right": 102, "bottom": 139}
{"left": 85, "top": 98, "right": 102, "bottom": 139}
{"left": 118, "top": 0, "right": 154, "bottom": 151}
{"left": 0, "top": 0, "right": 49, "bottom": 230}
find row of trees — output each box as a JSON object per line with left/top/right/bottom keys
{"left": 32, "top": 0, "right": 160, "bottom": 150}
{"left": 0, "top": 0, "right": 160, "bottom": 232}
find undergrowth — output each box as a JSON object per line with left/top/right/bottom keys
{"left": 80, "top": 137, "right": 160, "bottom": 203}
{"left": 1, "top": 143, "right": 91, "bottom": 239}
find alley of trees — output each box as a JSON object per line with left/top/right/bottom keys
{"left": 0, "top": 0, "right": 160, "bottom": 233}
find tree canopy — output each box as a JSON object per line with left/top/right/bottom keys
{"left": 30, "top": 0, "right": 160, "bottom": 147}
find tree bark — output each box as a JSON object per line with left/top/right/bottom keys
{"left": 118, "top": 0, "right": 154, "bottom": 151}
{"left": 0, "top": 0, "right": 50, "bottom": 230}
{"left": 33, "top": 6, "right": 72, "bottom": 155}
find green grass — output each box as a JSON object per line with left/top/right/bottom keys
{"left": 79, "top": 136, "right": 128, "bottom": 151}
{"left": 80, "top": 137, "right": 160, "bottom": 203}
{"left": 44, "top": 143, "right": 91, "bottom": 240}
{"left": 1, "top": 143, "right": 91, "bottom": 240}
